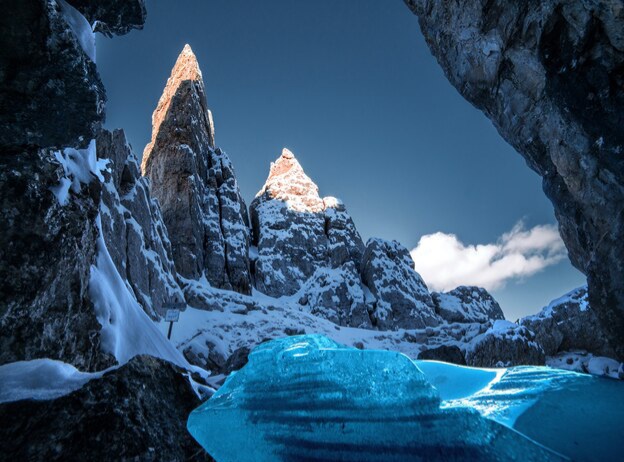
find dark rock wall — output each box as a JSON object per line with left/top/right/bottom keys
{"left": 404, "top": 0, "right": 624, "bottom": 358}
{"left": 0, "top": 0, "right": 105, "bottom": 149}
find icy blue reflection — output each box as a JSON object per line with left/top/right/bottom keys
{"left": 188, "top": 335, "right": 564, "bottom": 461}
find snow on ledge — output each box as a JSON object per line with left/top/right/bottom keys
{"left": 0, "top": 359, "right": 108, "bottom": 404}
{"left": 89, "top": 215, "right": 193, "bottom": 370}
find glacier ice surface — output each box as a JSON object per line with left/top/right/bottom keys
{"left": 188, "top": 335, "right": 566, "bottom": 461}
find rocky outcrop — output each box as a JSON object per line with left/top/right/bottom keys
{"left": 0, "top": 355, "right": 213, "bottom": 461}
{"left": 466, "top": 320, "right": 545, "bottom": 367}
{"left": 404, "top": 0, "right": 624, "bottom": 358}
{"left": 142, "top": 45, "right": 251, "bottom": 295}
{"left": 521, "top": 286, "right": 616, "bottom": 357}
{"left": 66, "top": 0, "right": 147, "bottom": 36}
{"left": 98, "top": 128, "right": 184, "bottom": 318}
{"left": 361, "top": 238, "right": 439, "bottom": 330}
{"left": 433, "top": 286, "right": 505, "bottom": 324}
{"left": 0, "top": 0, "right": 104, "bottom": 149}
{"left": 250, "top": 148, "right": 372, "bottom": 327}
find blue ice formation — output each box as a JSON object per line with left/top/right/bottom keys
{"left": 416, "top": 360, "right": 624, "bottom": 461}
{"left": 187, "top": 335, "right": 565, "bottom": 461}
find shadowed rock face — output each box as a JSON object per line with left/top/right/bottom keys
{"left": 66, "top": 0, "right": 147, "bottom": 36}
{"left": 0, "top": 0, "right": 105, "bottom": 149}
{"left": 0, "top": 147, "right": 114, "bottom": 371}
{"left": 142, "top": 45, "right": 251, "bottom": 295}
{"left": 404, "top": 0, "right": 624, "bottom": 358}
{"left": 0, "top": 355, "right": 213, "bottom": 462}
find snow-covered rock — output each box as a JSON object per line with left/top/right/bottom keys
{"left": 521, "top": 286, "right": 615, "bottom": 358}
{"left": 250, "top": 148, "right": 332, "bottom": 297}
{"left": 98, "top": 128, "right": 184, "bottom": 317}
{"left": 298, "top": 264, "right": 372, "bottom": 329}
{"left": 361, "top": 238, "right": 439, "bottom": 330}
{"left": 249, "top": 148, "right": 372, "bottom": 328}
{"left": 142, "top": 44, "right": 251, "bottom": 295}
{"left": 546, "top": 351, "right": 624, "bottom": 380}
{"left": 432, "top": 286, "right": 505, "bottom": 324}
{"left": 466, "top": 320, "right": 544, "bottom": 367}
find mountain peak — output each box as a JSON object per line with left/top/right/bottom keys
{"left": 170, "top": 43, "right": 202, "bottom": 83}
{"left": 255, "top": 148, "right": 323, "bottom": 212}
{"left": 141, "top": 43, "right": 213, "bottom": 174}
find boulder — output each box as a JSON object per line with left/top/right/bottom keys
{"left": 418, "top": 345, "right": 467, "bottom": 365}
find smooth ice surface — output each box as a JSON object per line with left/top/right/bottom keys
{"left": 418, "top": 361, "right": 624, "bottom": 462}
{"left": 188, "top": 335, "right": 563, "bottom": 462}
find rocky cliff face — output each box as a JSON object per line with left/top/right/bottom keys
{"left": 0, "top": 0, "right": 104, "bottom": 149}
{"left": 404, "top": 0, "right": 624, "bottom": 358}
{"left": 142, "top": 45, "right": 251, "bottom": 295}
{"left": 98, "top": 128, "right": 184, "bottom": 318}
{"left": 0, "top": 0, "right": 129, "bottom": 372}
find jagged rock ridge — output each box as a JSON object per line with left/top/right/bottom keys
{"left": 98, "top": 128, "right": 184, "bottom": 317}
{"left": 404, "top": 0, "right": 624, "bottom": 359}
{"left": 142, "top": 44, "right": 251, "bottom": 296}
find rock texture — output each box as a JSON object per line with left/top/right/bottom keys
{"left": 466, "top": 321, "right": 545, "bottom": 367}
{"left": 250, "top": 148, "right": 372, "bottom": 327}
{"left": 0, "top": 147, "right": 114, "bottom": 371}
{"left": 0, "top": 0, "right": 104, "bottom": 149}
{"left": 250, "top": 148, "right": 331, "bottom": 296}
{"left": 404, "top": 0, "right": 624, "bottom": 358}
{"left": 361, "top": 238, "right": 439, "bottom": 330}
{"left": 142, "top": 45, "right": 251, "bottom": 295}
{"left": 98, "top": 128, "right": 184, "bottom": 318}
{"left": 521, "top": 286, "right": 616, "bottom": 357}
{"left": 67, "top": 0, "right": 147, "bottom": 36}
{"left": 0, "top": 355, "right": 213, "bottom": 462}
{"left": 433, "top": 286, "right": 505, "bottom": 324}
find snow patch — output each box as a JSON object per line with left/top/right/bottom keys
{"left": 50, "top": 140, "right": 105, "bottom": 205}
{"left": 89, "top": 215, "right": 192, "bottom": 369}
{"left": 58, "top": 0, "right": 96, "bottom": 62}
{"left": 0, "top": 359, "right": 108, "bottom": 403}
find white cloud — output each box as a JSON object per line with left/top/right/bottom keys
{"left": 410, "top": 222, "right": 567, "bottom": 292}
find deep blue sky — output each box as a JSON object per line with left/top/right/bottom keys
{"left": 96, "top": 0, "right": 584, "bottom": 319}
